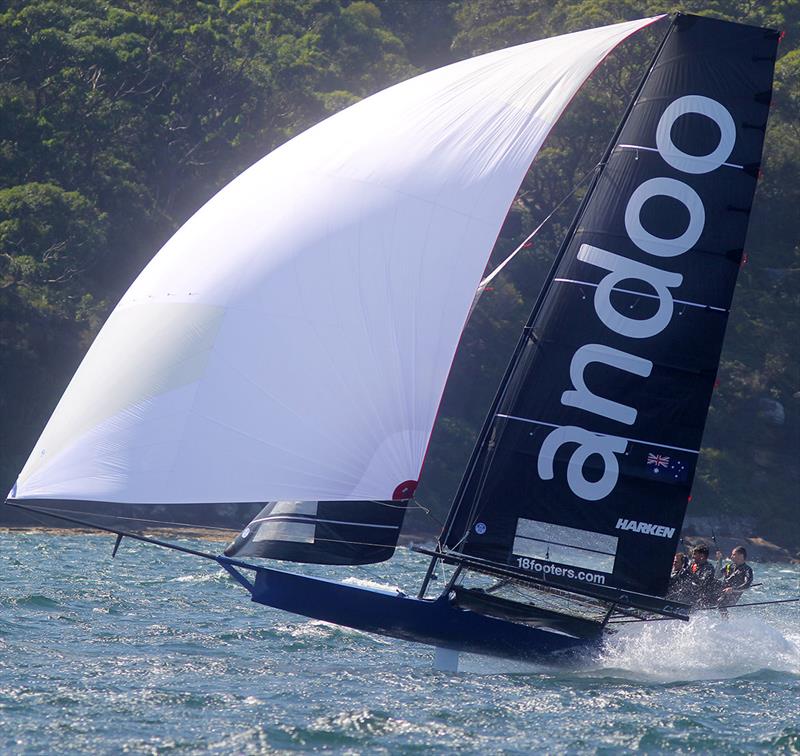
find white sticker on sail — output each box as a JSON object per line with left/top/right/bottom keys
{"left": 513, "top": 518, "right": 618, "bottom": 573}
{"left": 253, "top": 521, "right": 315, "bottom": 544}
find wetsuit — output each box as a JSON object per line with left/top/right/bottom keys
{"left": 683, "top": 559, "right": 718, "bottom": 608}
{"left": 667, "top": 559, "right": 716, "bottom": 606}
{"left": 718, "top": 561, "right": 753, "bottom": 607}
{"left": 667, "top": 562, "right": 689, "bottom": 600}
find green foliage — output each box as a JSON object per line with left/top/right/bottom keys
{"left": 0, "top": 1, "right": 797, "bottom": 545}
{"left": 0, "top": 182, "right": 108, "bottom": 317}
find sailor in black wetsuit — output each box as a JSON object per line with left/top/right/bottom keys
{"left": 667, "top": 551, "right": 689, "bottom": 598}
{"left": 718, "top": 545, "right": 754, "bottom": 607}
{"left": 684, "top": 544, "right": 718, "bottom": 608}
{"left": 667, "top": 544, "right": 716, "bottom": 607}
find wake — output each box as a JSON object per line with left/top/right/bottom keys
{"left": 591, "top": 612, "right": 800, "bottom": 681}
{"left": 450, "top": 611, "right": 800, "bottom": 680}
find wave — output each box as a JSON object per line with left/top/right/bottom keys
{"left": 10, "top": 594, "right": 61, "bottom": 609}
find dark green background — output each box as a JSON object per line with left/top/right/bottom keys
{"left": 1, "top": 1, "right": 797, "bottom": 546}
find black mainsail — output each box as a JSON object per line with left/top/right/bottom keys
{"left": 439, "top": 14, "right": 779, "bottom": 598}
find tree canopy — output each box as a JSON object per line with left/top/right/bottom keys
{"left": 1, "top": 0, "right": 798, "bottom": 545}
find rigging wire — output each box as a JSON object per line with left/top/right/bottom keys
{"left": 5, "top": 503, "right": 60, "bottom": 531}
{"left": 407, "top": 496, "right": 444, "bottom": 529}
{"left": 477, "top": 161, "right": 601, "bottom": 293}
{"left": 3, "top": 500, "right": 441, "bottom": 587}
{"left": 3, "top": 500, "right": 223, "bottom": 562}
{"left": 306, "top": 536, "right": 430, "bottom": 553}
{"left": 367, "top": 497, "right": 441, "bottom": 526}
{"left": 5, "top": 501, "right": 444, "bottom": 557}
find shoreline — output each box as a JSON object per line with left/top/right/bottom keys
{"left": 0, "top": 526, "right": 237, "bottom": 543}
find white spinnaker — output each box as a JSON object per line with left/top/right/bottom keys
{"left": 12, "top": 16, "right": 662, "bottom": 505}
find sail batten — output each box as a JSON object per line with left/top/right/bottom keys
{"left": 10, "top": 17, "right": 662, "bottom": 509}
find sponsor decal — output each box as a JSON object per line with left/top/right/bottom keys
{"left": 537, "top": 94, "right": 736, "bottom": 501}
{"left": 615, "top": 518, "right": 675, "bottom": 539}
{"left": 514, "top": 557, "right": 606, "bottom": 585}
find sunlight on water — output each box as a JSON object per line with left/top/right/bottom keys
{"left": 1, "top": 532, "right": 798, "bottom": 753}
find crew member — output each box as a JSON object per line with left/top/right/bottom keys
{"left": 684, "top": 544, "right": 718, "bottom": 607}
{"left": 667, "top": 551, "right": 689, "bottom": 599}
{"left": 718, "top": 545, "right": 753, "bottom": 607}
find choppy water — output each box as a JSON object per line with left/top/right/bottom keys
{"left": 1, "top": 532, "right": 798, "bottom": 753}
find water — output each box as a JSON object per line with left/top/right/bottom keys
{"left": 1, "top": 532, "right": 798, "bottom": 753}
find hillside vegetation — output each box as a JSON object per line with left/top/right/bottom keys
{"left": 1, "top": 1, "right": 797, "bottom": 544}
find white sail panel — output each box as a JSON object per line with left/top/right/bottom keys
{"left": 12, "top": 17, "right": 661, "bottom": 504}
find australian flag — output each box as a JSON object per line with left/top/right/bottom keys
{"left": 646, "top": 451, "right": 689, "bottom": 482}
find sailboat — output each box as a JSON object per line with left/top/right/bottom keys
{"left": 6, "top": 13, "right": 780, "bottom": 665}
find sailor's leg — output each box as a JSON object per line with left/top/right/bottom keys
{"left": 433, "top": 646, "right": 460, "bottom": 672}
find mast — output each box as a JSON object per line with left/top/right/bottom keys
{"left": 424, "top": 13, "right": 780, "bottom": 599}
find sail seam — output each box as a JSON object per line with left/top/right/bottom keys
{"left": 495, "top": 414, "right": 700, "bottom": 454}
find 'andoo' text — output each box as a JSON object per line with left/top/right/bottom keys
{"left": 537, "top": 95, "right": 737, "bottom": 501}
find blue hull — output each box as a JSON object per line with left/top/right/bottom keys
{"left": 235, "top": 563, "right": 599, "bottom": 662}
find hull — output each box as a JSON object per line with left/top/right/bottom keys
{"left": 230, "top": 562, "right": 599, "bottom": 662}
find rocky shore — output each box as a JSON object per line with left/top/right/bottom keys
{"left": 679, "top": 534, "right": 799, "bottom": 563}
{"left": 681, "top": 515, "right": 800, "bottom": 563}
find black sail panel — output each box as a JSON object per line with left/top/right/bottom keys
{"left": 444, "top": 15, "right": 778, "bottom": 597}
{"left": 225, "top": 499, "right": 407, "bottom": 565}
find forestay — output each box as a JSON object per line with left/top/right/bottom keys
{"left": 10, "top": 17, "right": 659, "bottom": 507}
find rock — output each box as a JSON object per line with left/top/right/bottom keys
{"left": 680, "top": 534, "right": 793, "bottom": 562}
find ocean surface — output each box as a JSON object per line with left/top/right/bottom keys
{"left": 1, "top": 531, "right": 798, "bottom": 754}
